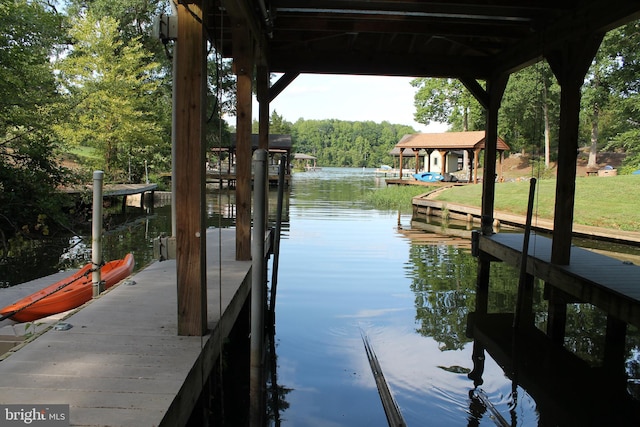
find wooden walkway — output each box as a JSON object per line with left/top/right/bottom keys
{"left": 478, "top": 233, "right": 640, "bottom": 329}
{"left": 413, "top": 198, "right": 640, "bottom": 246}
{"left": 63, "top": 183, "right": 158, "bottom": 197}
{"left": 0, "top": 229, "right": 251, "bottom": 427}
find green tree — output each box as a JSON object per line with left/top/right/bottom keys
{"left": 600, "top": 20, "right": 640, "bottom": 171}
{"left": 269, "top": 110, "right": 292, "bottom": 134}
{"left": 499, "top": 62, "right": 559, "bottom": 164}
{"left": 55, "top": 14, "right": 163, "bottom": 182}
{"left": 0, "top": 0, "right": 72, "bottom": 239}
{"left": 411, "top": 78, "right": 484, "bottom": 131}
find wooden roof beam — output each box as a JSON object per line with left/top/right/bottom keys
{"left": 271, "top": 15, "right": 531, "bottom": 39}
{"left": 272, "top": 0, "right": 569, "bottom": 20}
{"left": 268, "top": 51, "right": 493, "bottom": 78}
{"left": 493, "top": 0, "right": 640, "bottom": 75}
{"left": 269, "top": 72, "right": 300, "bottom": 102}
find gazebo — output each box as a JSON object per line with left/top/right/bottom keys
{"left": 293, "top": 153, "right": 319, "bottom": 171}
{"left": 395, "top": 131, "right": 510, "bottom": 183}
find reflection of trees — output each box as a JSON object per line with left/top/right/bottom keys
{"left": 408, "top": 244, "right": 477, "bottom": 350}
{"left": 406, "top": 243, "right": 545, "bottom": 351}
{"left": 406, "top": 236, "right": 640, "bottom": 383}
{"left": 266, "top": 328, "right": 292, "bottom": 426}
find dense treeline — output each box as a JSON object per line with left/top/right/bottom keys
{"left": 257, "top": 113, "right": 416, "bottom": 168}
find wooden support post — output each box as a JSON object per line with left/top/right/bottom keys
{"left": 91, "top": 171, "right": 104, "bottom": 298}
{"left": 175, "top": 0, "right": 207, "bottom": 336}
{"left": 475, "top": 253, "right": 491, "bottom": 315}
{"left": 257, "top": 63, "right": 270, "bottom": 229}
{"left": 257, "top": 64, "right": 270, "bottom": 152}
{"left": 546, "top": 287, "right": 567, "bottom": 344}
{"left": 233, "top": 20, "right": 254, "bottom": 261}
{"left": 544, "top": 35, "right": 603, "bottom": 343}
{"left": 547, "top": 35, "right": 604, "bottom": 265}
{"left": 439, "top": 150, "right": 448, "bottom": 175}
{"left": 473, "top": 148, "right": 480, "bottom": 184}
{"left": 413, "top": 149, "right": 420, "bottom": 173}
{"left": 399, "top": 151, "right": 404, "bottom": 179}
{"left": 479, "top": 74, "right": 509, "bottom": 235}
{"left": 603, "top": 314, "right": 627, "bottom": 378}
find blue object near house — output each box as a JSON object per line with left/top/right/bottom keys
{"left": 413, "top": 172, "right": 444, "bottom": 182}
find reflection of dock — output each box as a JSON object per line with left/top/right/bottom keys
{"left": 467, "top": 231, "right": 640, "bottom": 424}
{"left": 467, "top": 312, "right": 640, "bottom": 426}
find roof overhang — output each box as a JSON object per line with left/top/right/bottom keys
{"left": 209, "top": 0, "right": 640, "bottom": 80}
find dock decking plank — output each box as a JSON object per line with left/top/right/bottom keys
{"left": 0, "top": 229, "right": 251, "bottom": 427}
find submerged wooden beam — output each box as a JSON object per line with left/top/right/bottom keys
{"left": 361, "top": 331, "right": 406, "bottom": 427}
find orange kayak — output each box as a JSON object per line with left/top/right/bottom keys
{"left": 0, "top": 253, "right": 135, "bottom": 323}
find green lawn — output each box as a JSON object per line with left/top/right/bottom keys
{"left": 432, "top": 175, "right": 640, "bottom": 231}
{"left": 67, "top": 145, "right": 101, "bottom": 162}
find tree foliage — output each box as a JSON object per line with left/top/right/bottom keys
{"left": 411, "top": 77, "right": 485, "bottom": 132}
{"left": 599, "top": 21, "right": 640, "bottom": 171}
{"left": 0, "top": 0, "right": 73, "bottom": 239}
{"left": 54, "top": 13, "right": 164, "bottom": 182}
{"left": 289, "top": 118, "right": 415, "bottom": 168}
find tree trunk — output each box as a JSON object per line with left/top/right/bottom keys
{"left": 542, "top": 81, "right": 551, "bottom": 168}
{"left": 588, "top": 104, "right": 599, "bottom": 168}
{"left": 463, "top": 105, "right": 469, "bottom": 131}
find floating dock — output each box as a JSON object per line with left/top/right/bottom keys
{"left": 0, "top": 228, "right": 251, "bottom": 426}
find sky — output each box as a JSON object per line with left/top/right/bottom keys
{"left": 225, "top": 74, "right": 448, "bottom": 133}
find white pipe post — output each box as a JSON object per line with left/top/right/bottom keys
{"left": 250, "top": 149, "right": 267, "bottom": 426}
{"left": 92, "top": 170, "right": 104, "bottom": 298}
{"left": 170, "top": 1, "right": 178, "bottom": 237}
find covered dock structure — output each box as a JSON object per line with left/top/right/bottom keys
{"left": 208, "top": 133, "right": 292, "bottom": 186}
{"left": 3, "top": 1, "right": 639, "bottom": 426}
{"left": 395, "top": 131, "right": 511, "bottom": 183}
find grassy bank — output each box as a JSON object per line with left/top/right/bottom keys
{"left": 431, "top": 175, "right": 640, "bottom": 231}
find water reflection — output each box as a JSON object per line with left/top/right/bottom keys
{"left": 270, "top": 168, "right": 640, "bottom": 426}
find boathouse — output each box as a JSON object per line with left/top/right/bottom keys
{"left": 395, "top": 131, "right": 511, "bottom": 183}
{"left": 208, "top": 133, "right": 293, "bottom": 185}
{"left": 3, "top": 1, "right": 640, "bottom": 426}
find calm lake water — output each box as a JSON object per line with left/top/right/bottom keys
{"left": 271, "top": 168, "right": 640, "bottom": 426}
{"left": 3, "top": 167, "right": 640, "bottom": 426}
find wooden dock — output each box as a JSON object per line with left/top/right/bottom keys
{"left": 0, "top": 228, "right": 251, "bottom": 426}
{"left": 413, "top": 198, "right": 640, "bottom": 246}
{"left": 63, "top": 183, "right": 158, "bottom": 198}
{"left": 478, "top": 233, "right": 640, "bottom": 329}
